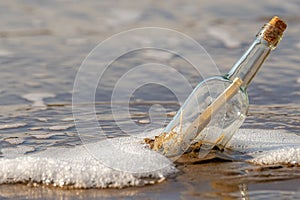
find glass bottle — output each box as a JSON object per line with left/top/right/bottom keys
{"left": 151, "top": 16, "right": 287, "bottom": 160}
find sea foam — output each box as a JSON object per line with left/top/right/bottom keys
{"left": 0, "top": 137, "right": 177, "bottom": 188}
{"left": 228, "top": 129, "right": 300, "bottom": 165}
{"left": 0, "top": 129, "right": 300, "bottom": 188}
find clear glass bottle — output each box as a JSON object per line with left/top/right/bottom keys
{"left": 152, "top": 16, "right": 287, "bottom": 160}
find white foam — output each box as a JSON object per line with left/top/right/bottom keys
{"left": 0, "top": 137, "right": 177, "bottom": 188}
{"left": 250, "top": 147, "right": 300, "bottom": 165}
{"left": 1, "top": 129, "right": 299, "bottom": 188}
{"left": 21, "top": 93, "right": 55, "bottom": 108}
{"left": 228, "top": 129, "right": 300, "bottom": 165}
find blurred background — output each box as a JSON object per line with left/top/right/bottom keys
{"left": 0, "top": 0, "right": 299, "bottom": 199}
{"left": 1, "top": 0, "right": 299, "bottom": 130}
{"left": 0, "top": 0, "right": 299, "bottom": 102}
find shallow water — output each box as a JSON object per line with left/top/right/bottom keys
{"left": 0, "top": 0, "right": 300, "bottom": 199}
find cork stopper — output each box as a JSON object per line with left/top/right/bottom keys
{"left": 261, "top": 16, "right": 287, "bottom": 48}
{"left": 268, "top": 16, "right": 287, "bottom": 33}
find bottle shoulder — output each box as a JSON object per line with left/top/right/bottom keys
{"left": 195, "top": 76, "right": 248, "bottom": 93}
{"left": 192, "top": 76, "right": 249, "bottom": 107}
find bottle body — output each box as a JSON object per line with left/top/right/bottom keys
{"left": 149, "top": 16, "right": 286, "bottom": 160}
{"left": 161, "top": 76, "right": 248, "bottom": 158}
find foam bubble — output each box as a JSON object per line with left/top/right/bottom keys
{"left": 228, "top": 129, "right": 300, "bottom": 165}
{"left": 0, "top": 137, "right": 177, "bottom": 188}
{"left": 0, "top": 129, "right": 299, "bottom": 188}
{"left": 250, "top": 147, "right": 300, "bottom": 165}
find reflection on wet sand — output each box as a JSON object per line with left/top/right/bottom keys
{"left": 0, "top": 184, "right": 139, "bottom": 200}
{"left": 178, "top": 161, "right": 300, "bottom": 199}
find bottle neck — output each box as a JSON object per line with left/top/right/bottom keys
{"left": 226, "top": 38, "right": 271, "bottom": 88}
{"left": 226, "top": 23, "right": 283, "bottom": 88}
